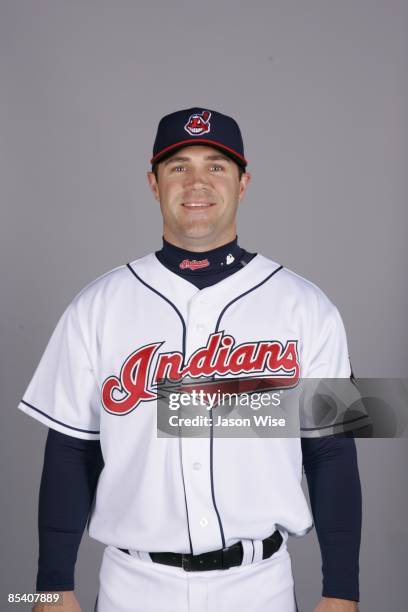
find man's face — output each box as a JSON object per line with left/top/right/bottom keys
{"left": 147, "top": 145, "right": 251, "bottom": 250}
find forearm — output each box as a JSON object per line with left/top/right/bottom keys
{"left": 302, "top": 435, "right": 362, "bottom": 602}
{"left": 37, "top": 429, "right": 104, "bottom": 591}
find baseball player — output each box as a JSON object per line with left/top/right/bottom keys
{"left": 19, "top": 108, "right": 362, "bottom": 612}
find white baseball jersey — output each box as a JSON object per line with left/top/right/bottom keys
{"left": 18, "top": 252, "right": 351, "bottom": 555}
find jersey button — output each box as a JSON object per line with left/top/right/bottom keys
{"left": 193, "top": 462, "right": 202, "bottom": 471}
{"left": 200, "top": 518, "right": 208, "bottom": 527}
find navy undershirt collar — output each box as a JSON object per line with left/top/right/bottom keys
{"left": 155, "top": 237, "right": 256, "bottom": 290}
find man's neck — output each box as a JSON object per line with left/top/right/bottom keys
{"left": 162, "top": 231, "right": 238, "bottom": 253}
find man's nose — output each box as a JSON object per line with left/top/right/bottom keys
{"left": 184, "top": 166, "right": 210, "bottom": 186}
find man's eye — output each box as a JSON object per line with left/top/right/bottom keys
{"left": 171, "top": 166, "right": 186, "bottom": 172}
{"left": 211, "top": 165, "right": 224, "bottom": 171}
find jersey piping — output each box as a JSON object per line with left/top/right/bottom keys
{"left": 210, "top": 263, "right": 284, "bottom": 549}
{"left": 126, "top": 262, "right": 194, "bottom": 553}
{"left": 20, "top": 400, "right": 100, "bottom": 434}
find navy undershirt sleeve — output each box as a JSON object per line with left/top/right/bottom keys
{"left": 36, "top": 429, "right": 103, "bottom": 591}
{"left": 302, "top": 434, "right": 362, "bottom": 602}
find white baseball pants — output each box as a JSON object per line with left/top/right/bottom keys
{"left": 95, "top": 539, "right": 299, "bottom": 612}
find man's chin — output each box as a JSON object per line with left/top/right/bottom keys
{"left": 176, "top": 223, "right": 218, "bottom": 242}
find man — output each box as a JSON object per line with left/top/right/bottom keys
{"left": 19, "top": 107, "right": 361, "bottom": 611}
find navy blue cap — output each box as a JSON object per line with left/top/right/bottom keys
{"left": 151, "top": 107, "right": 247, "bottom": 169}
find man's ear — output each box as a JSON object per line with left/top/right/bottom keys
{"left": 147, "top": 171, "right": 160, "bottom": 201}
{"left": 238, "top": 171, "right": 252, "bottom": 202}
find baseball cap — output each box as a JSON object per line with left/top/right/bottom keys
{"left": 151, "top": 107, "right": 247, "bottom": 169}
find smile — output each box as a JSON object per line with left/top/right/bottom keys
{"left": 182, "top": 202, "right": 215, "bottom": 208}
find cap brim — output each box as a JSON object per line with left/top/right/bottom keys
{"left": 151, "top": 139, "right": 247, "bottom": 168}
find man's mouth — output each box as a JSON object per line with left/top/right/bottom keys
{"left": 181, "top": 202, "right": 215, "bottom": 208}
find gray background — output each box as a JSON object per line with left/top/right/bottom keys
{"left": 1, "top": 1, "right": 407, "bottom": 610}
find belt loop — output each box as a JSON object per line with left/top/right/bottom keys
{"left": 252, "top": 539, "right": 263, "bottom": 564}
{"left": 127, "top": 549, "right": 139, "bottom": 558}
{"left": 127, "top": 549, "right": 152, "bottom": 562}
{"left": 240, "top": 539, "right": 254, "bottom": 566}
{"left": 279, "top": 528, "right": 288, "bottom": 547}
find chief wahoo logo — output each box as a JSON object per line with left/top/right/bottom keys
{"left": 184, "top": 110, "right": 211, "bottom": 136}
